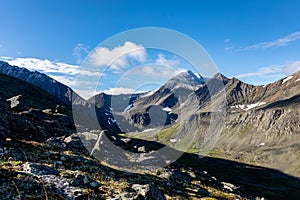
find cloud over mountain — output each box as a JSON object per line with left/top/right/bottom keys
{"left": 87, "top": 41, "right": 147, "bottom": 70}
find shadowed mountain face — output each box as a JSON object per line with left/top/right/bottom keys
{"left": 0, "top": 73, "right": 75, "bottom": 141}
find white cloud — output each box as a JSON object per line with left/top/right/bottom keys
{"left": 50, "top": 75, "right": 74, "bottom": 87}
{"left": 113, "top": 64, "right": 185, "bottom": 91}
{"left": 225, "top": 47, "right": 233, "bottom": 51}
{"left": 245, "top": 31, "right": 300, "bottom": 50}
{"left": 223, "top": 39, "right": 233, "bottom": 51}
{"left": 136, "top": 65, "right": 184, "bottom": 78}
{"left": 0, "top": 57, "right": 104, "bottom": 95}
{"left": 87, "top": 41, "right": 147, "bottom": 70}
{"left": 99, "top": 87, "right": 136, "bottom": 95}
{"left": 234, "top": 61, "right": 300, "bottom": 85}
{"left": 155, "top": 54, "right": 180, "bottom": 68}
{"left": 282, "top": 61, "right": 300, "bottom": 75}
{"left": 1, "top": 56, "right": 13, "bottom": 60}
{"left": 73, "top": 89, "right": 98, "bottom": 99}
{"left": 1, "top": 57, "right": 102, "bottom": 77}
{"left": 73, "top": 43, "right": 89, "bottom": 64}
{"left": 235, "top": 65, "right": 282, "bottom": 78}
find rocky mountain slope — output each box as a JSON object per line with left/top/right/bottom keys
{"left": 89, "top": 70, "right": 207, "bottom": 132}
{"left": 127, "top": 70, "right": 206, "bottom": 125}
{"left": 129, "top": 70, "right": 300, "bottom": 178}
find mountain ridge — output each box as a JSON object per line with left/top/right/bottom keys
{"left": 0, "top": 61, "right": 83, "bottom": 105}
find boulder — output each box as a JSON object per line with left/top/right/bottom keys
{"left": 132, "top": 184, "right": 166, "bottom": 200}
{"left": 23, "top": 162, "right": 59, "bottom": 176}
{"left": 72, "top": 174, "right": 101, "bottom": 190}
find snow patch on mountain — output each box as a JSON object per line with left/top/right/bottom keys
{"left": 141, "top": 90, "right": 157, "bottom": 98}
{"left": 256, "top": 142, "right": 266, "bottom": 147}
{"left": 107, "top": 118, "right": 116, "bottom": 125}
{"left": 163, "top": 106, "right": 172, "bottom": 112}
{"left": 169, "top": 139, "right": 177, "bottom": 143}
{"left": 231, "top": 102, "right": 266, "bottom": 111}
{"left": 142, "top": 128, "right": 156, "bottom": 132}
{"left": 194, "top": 73, "right": 201, "bottom": 79}
{"left": 282, "top": 76, "right": 293, "bottom": 84}
{"left": 123, "top": 104, "right": 133, "bottom": 112}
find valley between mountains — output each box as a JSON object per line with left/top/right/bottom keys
{"left": 0, "top": 60, "right": 300, "bottom": 199}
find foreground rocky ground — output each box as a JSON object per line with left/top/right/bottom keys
{"left": 0, "top": 132, "right": 261, "bottom": 200}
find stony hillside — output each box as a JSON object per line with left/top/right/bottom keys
{"left": 129, "top": 70, "right": 300, "bottom": 178}
{"left": 1, "top": 131, "right": 270, "bottom": 200}
{"left": 0, "top": 73, "right": 75, "bottom": 141}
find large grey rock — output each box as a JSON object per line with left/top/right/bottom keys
{"left": 158, "top": 169, "right": 191, "bottom": 184}
{"left": 132, "top": 184, "right": 166, "bottom": 200}
{"left": 23, "top": 162, "right": 59, "bottom": 176}
{"left": 64, "top": 135, "right": 85, "bottom": 150}
{"left": 72, "top": 174, "right": 101, "bottom": 190}
{"left": 39, "top": 175, "right": 84, "bottom": 200}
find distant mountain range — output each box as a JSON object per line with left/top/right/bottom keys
{"left": 1, "top": 60, "right": 300, "bottom": 178}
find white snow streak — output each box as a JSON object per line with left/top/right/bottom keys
{"left": 282, "top": 76, "right": 293, "bottom": 84}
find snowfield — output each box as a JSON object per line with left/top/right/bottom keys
{"left": 231, "top": 102, "right": 266, "bottom": 111}
{"left": 282, "top": 76, "right": 293, "bottom": 84}
{"left": 162, "top": 106, "right": 172, "bottom": 112}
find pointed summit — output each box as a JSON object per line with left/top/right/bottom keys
{"left": 212, "top": 73, "right": 230, "bottom": 82}
{"left": 165, "top": 70, "right": 206, "bottom": 89}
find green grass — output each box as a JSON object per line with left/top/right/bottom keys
{"left": 157, "top": 124, "right": 179, "bottom": 143}
{"left": 183, "top": 148, "right": 222, "bottom": 157}
{"left": 185, "top": 148, "right": 201, "bottom": 154}
{"left": 0, "top": 160, "right": 22, "bottom": 165}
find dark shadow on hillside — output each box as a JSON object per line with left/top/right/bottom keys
{"left": 260, "top": 94, "right": 300, "bottom": 110}
{"left": 106, "top": 133, "right": 300, "bottom": 200}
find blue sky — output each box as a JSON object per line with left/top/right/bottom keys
{"left": 1, "top": 0, "right": 300, "bottom": 98}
